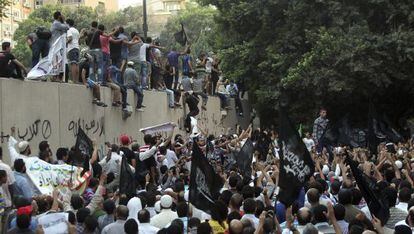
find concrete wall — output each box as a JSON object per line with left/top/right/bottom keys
{"left": 0, "top": 78, "right": 251, "bottom": 164}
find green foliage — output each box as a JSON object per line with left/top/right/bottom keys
{"left": 99, "top": 6, "right": 143, "bottom": 33}
{"left": 159, "top": 3, "right": 218, "bottom": 57}
{"left": 199, "top": 0, "right": 414, "bottom": 126}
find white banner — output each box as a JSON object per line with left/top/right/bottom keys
{"left": 25, "top": 157, "right": 90, "bottom": 195}
{"left": 38, "top": 213, "right": 69, "bottom": 234}
{"left": 27, "top": 34, "right": 67, "bottom": 80}
{"left": 140, "top": 122, "right": 176, "bottom": 135}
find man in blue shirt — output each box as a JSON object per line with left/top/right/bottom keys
{"left": 167, "top": 47, "right": 185, "bottom": 90}
{"left": 13, "top": 159, "right": 36, "bottom": 200}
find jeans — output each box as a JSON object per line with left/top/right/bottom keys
{"left": 126, "top": 84, "right": 144, "bottom": 108}
{"left": 165, "top": 89, "right": 175, "bottom": 107}
{"left": 218, "top": 93, "right": 229, "bottom": 109}
{"left": 194, "top": 92, "right": 208, "bottom": 106}
{"left": 173, "top": 67, "right": 179, "bottom": 90}
{"left": 88, "top": 49, "right": 103, "bottom": 83}
{"left": 231, "top": 95, "right": 243, "bottom": 113}
{"left": 139, "top": 61, "right": 148, "bottom": 88}
{"left": 31, "top": 39, "right": 49, "bottom": 68}
{"left": 102, "top": 52, "right": 110, "bottom": 83}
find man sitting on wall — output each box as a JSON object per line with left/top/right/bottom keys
{"left": 0, "top": 42, "right": 28, "bottom": 79}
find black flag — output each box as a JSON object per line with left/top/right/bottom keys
{"left": 236, "top": 139, "right": 254, "bottom": 182}
{"left": 74, "top": 127, "right": 92, "bottom": 173}
{"left": 278, "top": 107, "right": 315, "bottom": 206}
{"left": 189, "top": 142, "right": 223, "bottom": 214}
{"left": 345, "top": 155, "right": 389, "bottom": 225}
{"left": 174, "top": 23, "right": 187, "bottom": 46}
{"left": 119, "top": 155, "right": 137, "bottom": 199}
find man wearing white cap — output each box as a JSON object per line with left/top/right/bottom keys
{"left": 150, "top": 195, "right": 178, "bottom": 228}
{"left": 8, "top": 127, "right": 32, "bottom": 165}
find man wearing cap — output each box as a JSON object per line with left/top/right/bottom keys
{"left": 119, "top": 135, "right": 136, "bottom": 168}
{"left": 150, "top": 195, "right": 178, "bottom": 228}
{"left": 8, "top": 127, "right": 32, "bottom": 165}
{"left": 124, "top": 61, "right": 145, "bottom": 112}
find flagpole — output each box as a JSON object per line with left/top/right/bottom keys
{"left": 63, "top": 33, "right": 67, "bottom": 83}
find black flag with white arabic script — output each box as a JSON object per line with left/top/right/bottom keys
{"left": 278, "top": 107, "right": 315, "bottom": 206}
{"left": 74, "top": 127, "right": 92, "bottom": 174}
{"left": 189, "top": 142, "right": 223, "bottom": 214}
{"left": 119, "top": 155, "right": 137, "bottom": 199}
{"left": 236, "top": 139, "right": 254, "bottom": 183}
{"left": 174, "top": 23, "right": 187, "bottom": 46}
{"left": 345, "top": 155, "right": 389, "bottom": 225}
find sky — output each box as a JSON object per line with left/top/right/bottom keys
{"left": 118, "top": 0, "right": 142, "bottom": 9}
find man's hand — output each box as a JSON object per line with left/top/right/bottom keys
{"left": 10, "top": 126, "right": 16, "bottom": 137}
{"left": 99, "top": 173, "right": 107, "bottom": 186}
{"left": 35, "top": 225, "right": 45, "bottom": 234}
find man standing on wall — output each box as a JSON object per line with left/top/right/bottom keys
{"left": 313, "top": 107, "right": 329, "bottom": 153}
{"left": 66, "top": 19, "right": 80, "bottom": 83}
{"left": 167, "top": 47, "right": 185, "bottom": 90}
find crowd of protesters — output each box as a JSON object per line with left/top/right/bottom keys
{"left": 0, "top": 104, "right": 412, "bottom": 234}
{"left": 2, "top": 9, "right": 414, "bottom": 234}
{"left": 0, "top": 11, "right": 245, "bottom": 118}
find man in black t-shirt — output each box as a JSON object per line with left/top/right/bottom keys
{"left": 0, "top": 42, "right": 27, "bottom": 78}
{"left": 110, "top": 31, "right": 122, "bottom": 69}
{"left": 119, "top": 135, "right": 136, "bottom": 168}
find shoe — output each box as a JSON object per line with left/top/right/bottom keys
{"left": 169, "top": 105, "right": 175, "bottom": 109}
{"left": 112, "top": 102, "right": 121, "bottom": 107}
{"left": 92, "top": 99, "right": 98, "bottom": 104}
{"left": 201, "top": 105, "right": 207, "bottom": 111}
{"left": 136, "top": 108, "right": 144, "bottom": 112}
{"left": 239, "top": 112, "right": 243, "bottom": 117}
{"left": 96, "top": 101, "right": 107, "bottom": 107}
{"left": 174, "top": 103, "right": 181, "bottom": 107}
{"left": 141, "top": 104, "right": 146, "bottom": 108}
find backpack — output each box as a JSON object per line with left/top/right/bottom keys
{"left": 35, "top": 26, "right": 51, "bottom": 40}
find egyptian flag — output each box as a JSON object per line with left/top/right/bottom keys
{"left": 345, "top": 155, "right": 389, "bottom": 225}
{"left": 119, "top": 155, "right": 137, "bottom": 199}
{"left": 278, "top": 106, "right": 315, "bottom": 206}
{"left": 189, "top": 142, "right": 223, "bottom": 214}
{"left": 74, "top": 127, "right": 92, "bottom": 175}
{"left": 174, "top": 23, "right": 187, "bottom": 46}
{"left": 236, "top": 139, "right": 254, "bottom": 183}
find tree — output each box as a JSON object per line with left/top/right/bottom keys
{"left": 99, "top": 6, "right": 143, "bottom": 34}
{"left": 198, "top": 0, "right": 414, "bottom": 128}
{"left": 159, "top": 3, "right": 218, "bottom": 57}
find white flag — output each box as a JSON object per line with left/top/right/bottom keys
{"left": 27, "top": 34, "right": 66, "bottom": 80}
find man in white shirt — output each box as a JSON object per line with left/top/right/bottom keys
{"left": 138, "top": 37, "right": 163, "bottom": 89}
{"left": 396, "top": 187, "right": 410, "bottom": 212}
{"left": 302, "top": 132, "right": 315, "bottom": 152}
{"left": 164, "top": 147, "right": 178, "bottom": 169}
{"left": 0, "top": 147, "right": 15, "bottom": 209}
{"left": 138, "top": 209, "right": 160, "bottom": 234}
{"left": 66, "top": 19, "right": 80, "bottom": 83}
{"left": 150, "top": 195, "right": 178, "bottom": 228}
{"left": 8, "top": 127, "right": 32, "bottom": 165}
{"left": 241, "top": 198, "right": 259, "bottom": 228}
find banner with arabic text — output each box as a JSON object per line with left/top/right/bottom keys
{"left": 25, "top": 157, "right": 90, "bottom": 195}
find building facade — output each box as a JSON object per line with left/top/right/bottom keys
{"left": 0, "top": 0, "right": 35, "bottom": 44}
{"left": 147, "top": 0, "right": 188, "bottom": 36}
{"left": 35, "top": 0, "right": 118, "bottom": 13}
